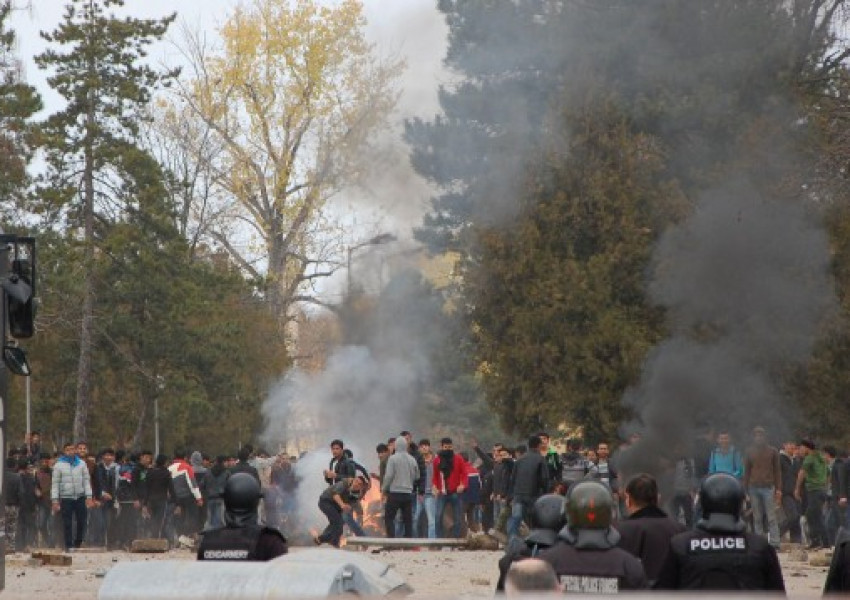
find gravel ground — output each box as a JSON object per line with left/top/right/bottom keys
{"left": 0, "top": 544, "right": 831, "bottom": 599}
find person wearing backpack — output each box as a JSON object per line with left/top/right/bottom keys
{"left": 432, "top": 437, "right": 468, "bottom": 538}
{"left": 707, "top": 431, "right": 743, "bottom": 479}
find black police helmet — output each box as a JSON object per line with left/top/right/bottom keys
{"left": 223, "top": 472, "right": 262, "bottom": 513}
{"left": 699, "top": 473, "right": 744, "bottom": 520}
{"left": 532, "top": 494, "right": 566, "bottom": 531}
{"left": 566, "top": 480, "right": 613, "bottom": 530}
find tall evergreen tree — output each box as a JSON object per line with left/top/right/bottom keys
{"left": 407, "top": 1, "right": 849, "bottom": 437}
{"left": 0, "top": 0, "right": 41, "bottom": 219}
{"left": 35, "top": 0, "right": 176, "bottom": 441}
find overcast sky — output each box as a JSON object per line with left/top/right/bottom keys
{"left": 11, "top": 0, "right": 448, "bottom": 119}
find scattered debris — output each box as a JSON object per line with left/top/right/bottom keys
{"left": 788, "top": 549, "right": 809, "bottom": 562}
{"left": 131, "top": 539, "right": 169, "bottom": 553}
{"left": 810, "top": 555, "right": 831, "bottom": 568}
{"left": 177, "top": 536, "right": 196, "bottom": 550}
{"left": 30, "top": 552, "right": 72, "bottom": 567}
{"left": 466, "top": 533, "right": 500, "bottom": 551}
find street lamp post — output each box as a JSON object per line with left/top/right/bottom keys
{"left": 154, "top": 375, "right": 165, "bottom": 457}
{"left": 346, "top": 233, "right": 397, "bottom": 296}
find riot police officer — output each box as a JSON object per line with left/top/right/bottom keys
{"left": 538, "top": 481, "right": 647, "bottom": 592}
{"left": 197, "top": 472, "right": 288, "bottom": 561}
{"left": 496, "top": 493, "right": 566, "bottom": 592}
{"left": 825, "top": 529, "right": 850, "bottom": 593}
{"left": 655, "top": 473, "right": 785, "bottom": 591}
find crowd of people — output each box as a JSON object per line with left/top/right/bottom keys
{"left": 3, "top": 432, "right": 299, "bottom": 553}
{"left": 314, "top": 425, "right": 838, "bottom": 552}
{"left": 7, "top": 422, "right": 850, "bottom": 594}
{"left": 311, "top": 424, "right": 850, "bottom": 593}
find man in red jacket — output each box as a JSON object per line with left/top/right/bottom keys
{"left": 432, "top": 438, "right": 468, "bottom": 538}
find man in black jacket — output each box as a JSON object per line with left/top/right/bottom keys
{"left": 16, "top": 458, "right": 37, "bottom": 551}
{"left": 95, "top": 449, "right": 119, "bottom": 549}
{"left": 472, "top": 439, "right": 501, "bottom": 533}
{"left": 779, "top": 440, "right": 802, "bottom": 543}
{"left": 323, "top": 439, "right": 354, "bottom": 485}
{"left": 492, "top": 447, "right": 514, "bottom": 535}
{"left": 142, "top": 454, "right": 175, "bottom": 540}
{"left": 507, "top": 436, "right": 549, "bottom": 542}
{"left": 230, "top": 446, "right": 260, "bottom": 483}
{"left": 616, "top": 473, "right": 685, "bottom": 585}
{"left": 655, "top": 473, "right": 785, "bottom": 591}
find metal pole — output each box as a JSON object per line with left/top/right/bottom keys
{"left": 0, "top": 244, "right": 9, "bottom": 591}
{"left": 154, "top": 396, "right": 159, "bottom": 457}
{"left": 25, "top": 373, "right": 30, "bottom": 442}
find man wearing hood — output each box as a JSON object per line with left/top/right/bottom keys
{"left": 655, "top": 473, "right": 784, "bottom": 591}
{"left": 197, "top": 472, "right": 287, "bottom": 561}
{"left": 51, "top": 442, "right": 94, "bottom": 552}
{"left": 382, "top": 436, "right": 420, "bottom": 538}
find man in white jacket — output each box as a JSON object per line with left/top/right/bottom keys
{"left": 51, "top": 442, "right": 93, "bottom": 552}
{"left": 382, "top": 436, "right": 419, "bottom": 538}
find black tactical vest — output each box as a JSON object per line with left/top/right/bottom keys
{"left": 198, "top": 525, "right": 262, "bottom": 561}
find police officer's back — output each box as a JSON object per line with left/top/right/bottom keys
{"left": 198, "top": 472, "right": 288, "bottom": 561}
{"left": 824, "top": 528, "right": 850, "bottom": 593}
{"left": 538, "top": 481, "right": 647, "bottom": 593}
{"left": 655, "top": 473, "right": 785, "bottom": 591}
{"left": 496, "top": 494, "right": 565, "bottom": 592}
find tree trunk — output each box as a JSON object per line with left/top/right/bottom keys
{"left": 73, "top": 173, "right": 95, "bottom": 443}
{"left": 130, "top": 393, "right": 148, "bottom": 451}
{"left": 73, "top": 64, "right": 97, "bottom": 443}
{"left": 267, "top": 240, "right": 288, "bottom": 329}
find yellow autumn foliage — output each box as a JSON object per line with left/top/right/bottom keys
{"left": 180, "top": 0, "right": 403, "bottom": 320}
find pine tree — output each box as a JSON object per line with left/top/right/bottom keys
{"left": 407, "top": 1, "right": 849, "bottom": 437}
{"left": 0, "top": 0, "right": 41, "bottom": 220}
{"left": 35, "top": 0, "right": 176, "bottom": 441}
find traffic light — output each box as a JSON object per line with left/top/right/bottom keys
{"left": 0, "top": 235, "right": 35, "bottom": 341}
{"left": 7, "top": 258, "right": 33, "bottom": 339}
